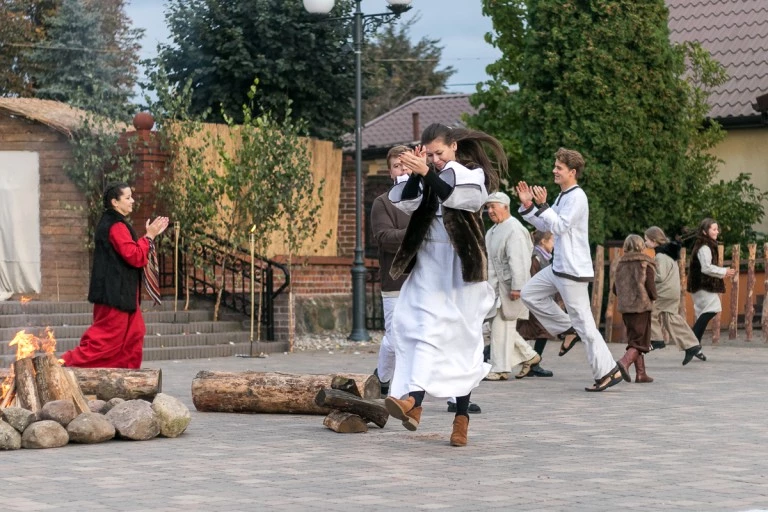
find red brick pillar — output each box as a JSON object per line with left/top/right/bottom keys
{"left": 337, "top": 155, "right": 360, "bottom": 258}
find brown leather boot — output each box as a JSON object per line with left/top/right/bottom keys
{"left": 450, "top": 415, "right": 469, "bottom": 447}
{"left": 385, "top": 396, "right": 422, "bottom": 431}
{"left": 635, "top": 353, "right": 654, "bottom": 383}
{"left": 617, "top": 347, "right": 639, "bottom": 382}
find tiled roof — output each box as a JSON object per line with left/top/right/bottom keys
{"left": 347, "top": 94, "right": 477, "bottom": 152}
{"left": 667, "top": 0, "right": 768, "bottom": 120}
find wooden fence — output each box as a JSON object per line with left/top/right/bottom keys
{"left": 594, "top": 243, "right": 768, "bottom": 344}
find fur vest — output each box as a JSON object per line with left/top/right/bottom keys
{"left": 389, "top": 171, "right": 488, "bottom": 283}
{"left": 615, "top": 252, "right": 657, "bottom": 313}
{"left": 687, "top": 235, "right": 725, "bottom": 294}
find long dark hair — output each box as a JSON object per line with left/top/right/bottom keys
{"left": 103, "top": 181, "right": 130, "bottom": 210}
{"left": 420, "top": 123, "right": 506, "bottom": 193}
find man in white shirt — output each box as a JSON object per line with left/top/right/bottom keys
{"left": 515, "top": 148, "right": 627, "bottom": 392}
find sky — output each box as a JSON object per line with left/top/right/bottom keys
{"left": 124, "top": 0, "right": 502, "bottom": 95}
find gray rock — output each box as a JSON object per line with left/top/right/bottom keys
{"left": 0, "top": 421, "right": 22, "bottom": 450}
{"left": 88, "top": 400, "right": 107, "bottom": 414}
{"left": 0, "top": 407, "right": 36, "bottom": 433}
{"left": 67, "top": 413, "right": 115, "bottom": 444}
{"left": 21, "top": 420, "right": 69, "bottom": 449}
{"left": 105, "top": 400, "right": 159, "bottom": 441}
{"left": 151, "top": 393, "right": 191, "bottom": 438}
{"left": 40, "top": 400, "right": 77, "bottom": 426}
{"left": 102, "top": 397, "right": 125, "bottom": 414}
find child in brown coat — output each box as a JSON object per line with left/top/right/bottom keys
{"left": 615, "top": 234, "right": 658, "bottom": 383}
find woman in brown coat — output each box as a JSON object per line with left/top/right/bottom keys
{"left": 615, "top": 234, "right": 658, "bottom": 383}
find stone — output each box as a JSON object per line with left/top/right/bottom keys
{"left": 0, "top": 421, "right": 22, "bottom": 450}
{"left": 40, "top": 399, "right": 78, "bottom": 426}
{"left": 88, "top": 400, "right": 107, "bottom": 414}
{"left": 67, "top": 413, "right": 116, "bottom": 444}
{"left": 102, "top": 397, "right": 125, "bottom": 414}
{"left": 105, "top": 400, "right": 160, "bottom": 441}
{"left": 21, "top": 420, "right": 69, "bottom": 449}
{"left": 151, "top": 393, "right": 191, "bottom": 438}
{"left": 0, "top": 406, "right": 36, "bottom": 433}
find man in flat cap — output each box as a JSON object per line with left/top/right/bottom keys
{"left": 484, "top": 192, "right": 547, "bottom": 379}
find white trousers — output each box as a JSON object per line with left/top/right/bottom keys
{"left": 376, "top": 296, "right": 397, "bottom": 383}
{"left": 490, "top": 314, "right": 538, "bottom": 372}
{"left": 521, "top": 266, "right": 615, "bottom": 380}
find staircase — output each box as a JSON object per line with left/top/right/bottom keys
{"left": 0, "top": 299, "right": 288, "bottom": 366}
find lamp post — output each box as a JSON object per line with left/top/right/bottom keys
{"left": 303, "top": 0, "right": 412, "bottom": 341}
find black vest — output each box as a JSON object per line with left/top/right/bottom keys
{"left": 88, "top": 209, "right": 142, "bottom": 312}
{"left": 687, "top": 236, "right": 725, "bottom": 294}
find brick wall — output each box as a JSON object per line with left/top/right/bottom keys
{"left": 337, "top": 156, "right": 359, "bottom": 258}
{"left": 0, "top": 114, "right": 89, "bottom": 301}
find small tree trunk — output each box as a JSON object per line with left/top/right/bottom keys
{"left": 712, "top": 244, "right": 724, "bottom": 343}
{"left": 745, "top": 243, "right": 756, "bottom": 341}
{"left": 729, "top": 244, "right": 740, "bottom": 340}
{"left": 604, "top": 249, "right": 619, "bottom": 343}
{"left": 314, "top": 389, "right": 388, "bottom": 428}
{"left": 323, "top": 411, "right": 368, "bottom": 433}
{"left": 33, "top": 353, "right": 71, "bottom": 405}
{"left": 590, "top": 245, "right": 605, "bottom": 327}
{"left": 14, "top": 358, "right": 41, "bottom": 412}
{"left": 678, "top": 247, "right": 688, "bottom": 318}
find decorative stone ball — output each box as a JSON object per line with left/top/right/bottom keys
{"left": 133, "top": 112, "right": 155, "bottom": 131}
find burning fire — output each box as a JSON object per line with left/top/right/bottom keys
{"left": 20, "top": 296, "right": 32, "bottom": 304}
{"left": 1, "top": 328, "right": 58, "bottom": 407}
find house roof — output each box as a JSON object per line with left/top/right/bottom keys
{"left": 667, "top": 0, "right": 768, "bottom": 121}
{"left": 347, "top": 94, "right": 477, "bottom": 152}
{"left": 0, "top": 97, "right": 131, "bottom": 136}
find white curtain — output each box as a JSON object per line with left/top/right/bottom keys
{"left": 0, "top": 151, "right": 41, "bottom": 300}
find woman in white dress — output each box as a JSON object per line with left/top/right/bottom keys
{"left": 384, "top": 123, "right": 506, "bottom": 447}
{"left": 685, "top": 218, "right": 737, "bottom": 364}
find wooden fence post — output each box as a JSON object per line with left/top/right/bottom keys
{"left": 604, "top": 249, "right": 620, "bottom": 343}
{"left": 678, "top": 247, "right": 687, "bottom": 318}
{"left": 745, "top": 243, "right": 756, "bottom": 341}
{"left": 712, "top": 244, "right": 724, "bottom": 344}
{"left": 729, "top": 244, "right": 740, "bottom": 339}
{"left": 591, "top": 245, "right": 605, "bottom": 327}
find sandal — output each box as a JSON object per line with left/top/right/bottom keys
{"left": 558, "top": 335, "right": 581, "bottom": 357}
{"left": 585, "top": 365, "right": 624, "bottom": 392}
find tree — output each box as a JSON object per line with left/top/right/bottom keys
{"left": 362, "top": 18, "right": 455, "bottom": 123}
{"left": 26, "top": 0, "right": 141, "bottom": 118}
{"left": 0, "top": 0, "right": 57, "bottom": 96}
{"left": 158, "top": 0, "right": 356, "bottom": 142}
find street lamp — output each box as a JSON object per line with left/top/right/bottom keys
{"left": 303, "top": 0, "right": 413, "bottom": 341}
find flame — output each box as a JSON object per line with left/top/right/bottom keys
{"left": 9, "top": 330, "right": 38, "bottom": 360}
{"left": 40, "top": 327, "right": 57, "bottom": 354}
{"left": 20, "top": 296, "right": 31, "bottom": 304}
{"left": 1, "top": 367, "right": 14, "bottom": 402}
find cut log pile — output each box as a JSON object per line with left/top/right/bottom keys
{"left": 189, "top": 370, "right": 389, "bottom": 433}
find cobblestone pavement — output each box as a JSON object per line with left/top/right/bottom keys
{"left": 3, "top": 336, "right": 768, "bottom": 512}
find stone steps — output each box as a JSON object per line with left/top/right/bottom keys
{"left": 0, "top": 299, "right": 287, "bottom": 365}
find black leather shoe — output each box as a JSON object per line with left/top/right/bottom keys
{"left": 695, "top": 351, "right": 707, "bottom": 362}
{"left": 529, "top": 364, "right": 554, "bottom": 377}
{"left": 483, "top": 345, "right": 491, "bottom": 363}
{"left": 651, "top": 340, "right": 666, "bottom": 350}
{"left": 446, "top": 401, "right": 482, "bottom": 414}
{"left": 373, "top": 368, "right": 390, "bottom": 397}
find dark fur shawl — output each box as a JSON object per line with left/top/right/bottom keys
{"left": 615, "top": 252, "right": 656, "bottom": 313}
{"left": 654, "top": 241, "right": 681, "bottom": 261}
{"left": 389, "top": 175, "right": 488, "bottom": 283}
{"left": 687, "top": 235, "right": 725, "bottom": 294}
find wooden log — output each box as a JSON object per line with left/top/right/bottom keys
{"left": 68, "top": 368, "right": 162, "bottom": 401}
{"left": 331, "top": 376, "right": 362, "bottom": 397}
{"left": 678, "top": 247, "right": 687, "bottom": 318}
{"left": 323, "top": 411, "right": 368, "bottom": 433}
{"left": 0, "top": 367, "right": 162, "bottom": 401}
{"left": 591, "top": 245, "right": 605, "bottom": 326}
{"left": 33, "top": 353, "right": 72, "bottom": 405}
{"left": 0, "top": 381, "right": 15, "bottom": 409}
{"left": 314, "top": 389, "right": 388, "bottom": 428}
{"left": 604, "top": 249, "right": 620, "bottom": 343}
{"left": 729, "top": 244, "right": 740, "bottom": 340}
{"left": 14, "top": 358, "right": 42, "bottom": 412}
{"left": 712, "top": 244, "right": 725, "bottom": 344}
{"left": 745, "top": 243, "right": 756, "bottom": 341}
{"left": 63, "top": 369, "right": 91, "bottom": 414}
{"left": 764, "top": 243, "right": 768, "bottom": 342}
{"left": 191, "top": 371, "right": 379, "bottom": 414}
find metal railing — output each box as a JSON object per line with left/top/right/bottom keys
{"left": 158, "top": 230, "right": 289, "bottom": 341}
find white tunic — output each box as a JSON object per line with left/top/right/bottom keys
{"left": 387, "top": 162, "right": 494, "bottom": 399}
